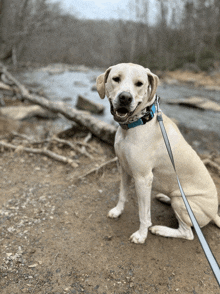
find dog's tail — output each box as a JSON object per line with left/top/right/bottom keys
{"left": 213, "top": 214, "right": 220, "bottom": 228}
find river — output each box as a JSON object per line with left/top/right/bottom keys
{"left": 16, "top": 66, "right": 220, "bottom": 136}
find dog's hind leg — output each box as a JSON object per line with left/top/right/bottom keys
{"left": 149, "top": 210, "right": 194, "bottom": 240}
{"left": 155, "top": 193, "right": 171, "bottom": 205}
{"left": 108, "top": 169, "right": 131, "bottom": 218}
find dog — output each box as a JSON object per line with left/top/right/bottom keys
{"left": 96, "top": 63, "right": 220, "bottom": 244}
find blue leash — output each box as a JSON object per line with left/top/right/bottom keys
{"left": 155, "top": 96, "right": 220, "bottom": 287}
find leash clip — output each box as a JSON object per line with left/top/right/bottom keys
{"left": 155, "top": 95, "right": 163, "bottom": 122}
{"left": 155, "top": 95, "right": 161, "bottom": 113}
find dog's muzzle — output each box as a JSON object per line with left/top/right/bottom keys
{"left": 110, "top": 92, "right": 138, "bottom": 122}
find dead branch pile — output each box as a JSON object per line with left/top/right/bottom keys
{"left": 0, "top": 131, "right": 100, "bottom": 167}
{"left": 0, "top": 63, "right": 116, "bottom": 145}
{"left": 0, "top": 140, "right": 79, "bottom": 167}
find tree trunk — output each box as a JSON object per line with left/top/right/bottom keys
{"left": 0, "top": 0, "right": 14, "bottom": 60}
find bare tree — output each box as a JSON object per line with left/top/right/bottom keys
{"left": 0, "top": 0, "right": 60, "bottom": 65}
{"left": 1, "top": 0, "right": 219, "bottom": 70}
{"left": 0, "top": 0, "right": 15, "bottom": 60}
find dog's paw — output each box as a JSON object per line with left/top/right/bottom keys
{"left": 149, "top": 226, "right": 166, "bottom": 236}
{"left": 108, "top": 207, "right": 122, "bottom": 218}
{"left": 129, "top": 230, "right": 147, "bottom": 244}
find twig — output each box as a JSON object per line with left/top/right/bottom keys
{"left": 203, "top": 158, "right": 220, "bottom": 175}
{"left": 76, "top": 141, "right": 97, "bottom": 152}
{"left": 78, "top": 157, "right": 118, "bottom": 179}
{"left": 84, "top": 132, "right": 92, "bottom": 143}
{"left": 52, "top": 253, "right": 60, "bottom": 266}
{"left": 1, "top": 73, "right": 14, "bottom": 85}
{"left": 79, "top": 132, "right": 93, "bottom": 159}
{"left": 0, "top": 141, "right": 78, "bottom": 167}
{"left": 1, "top": 65, "right": 29, "bottom": 96}
{"left": 11, "top": 132, "right": 34, "bottom": 142}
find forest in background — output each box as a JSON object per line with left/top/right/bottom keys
{"left": 0, "top": 0, "right": 220, "bottom": 71}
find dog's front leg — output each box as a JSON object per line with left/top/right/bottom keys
{"left": 108, "top": 167, "right": 131, "bottom": 218}
{"left": 130, "top": 173, "right": 153, "bottom": 244}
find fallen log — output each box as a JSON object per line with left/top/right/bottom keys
{"left": 1, "top": 105, "right": 58, "bottom": 120}
{"left": 1, "top": 64, "right": 116, "bottom": 145}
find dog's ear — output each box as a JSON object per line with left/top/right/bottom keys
{"left": 96, "top": 67, "right": 112, "bottom": 99}
{"left": 145, "top": 68, "right": 159, "bottom": 101}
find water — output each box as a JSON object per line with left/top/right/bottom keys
{"left": 157, "top": 84, "right": 220, "bottom": 133}
{"left": 17, "top": 67, "right": 220, "bottom": 135}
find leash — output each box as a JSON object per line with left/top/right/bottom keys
{"left": 155, "top": 95, "right": 220, "bottom": 286}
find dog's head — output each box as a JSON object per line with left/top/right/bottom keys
{"left": 96, "top": 63, "right": 159, "bottom": 123}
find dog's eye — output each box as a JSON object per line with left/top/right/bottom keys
{"left": 135, "top": 81, "right": 143, "bottom": 87}
{"left": 112, "top": 76, "right": 120, "bottom": 83}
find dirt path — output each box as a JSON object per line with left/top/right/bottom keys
{"left": 0, "top": 133, "right": 220, "bottom": 294}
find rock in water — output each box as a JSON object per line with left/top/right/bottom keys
{"left": 76, "top": 95, "right": 105, "bottom": 114}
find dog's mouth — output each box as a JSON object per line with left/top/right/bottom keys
{"left": 110, "top": 101, "right": 141, "bottom": 123}
{"left": 116, "top": 107, "right": 129, "bottom": 118}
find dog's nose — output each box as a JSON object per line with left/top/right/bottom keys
{"left": 118, "top": 92, "right": 133, "bottom": 105}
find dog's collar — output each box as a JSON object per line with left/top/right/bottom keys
{"left": 119, "top": 102, "right": 157, "bottom": 130}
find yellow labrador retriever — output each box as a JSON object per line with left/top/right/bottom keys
{"left": 96, "top": 63, "right": 220, "bottom": 244}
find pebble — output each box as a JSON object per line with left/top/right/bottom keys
{"left": 28, "top": 264, "right": 38, "bottom": 268}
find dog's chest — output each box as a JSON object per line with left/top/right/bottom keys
{"left": 114, "top": 127, "right": 153, "bottom": 175}
{"left": 114, "top": 136, "right": 132, "bottom": 173}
